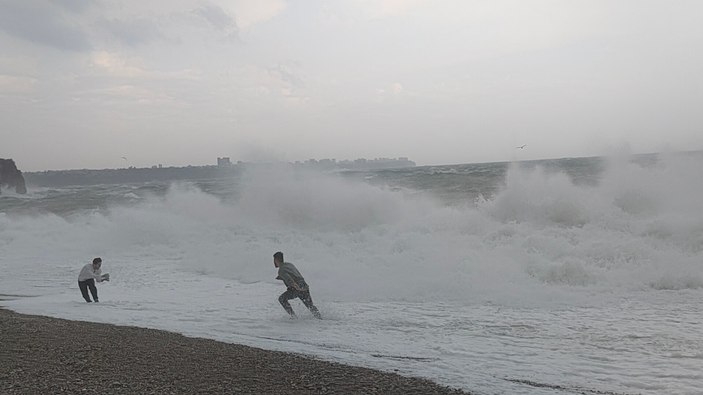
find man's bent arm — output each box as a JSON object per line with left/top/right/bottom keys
{"left": 280, "top": 272, "right": 302, "bottom": 290}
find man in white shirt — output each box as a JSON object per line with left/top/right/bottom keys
{"left": 78, "top": 257, "right": 104, "bottom": 303}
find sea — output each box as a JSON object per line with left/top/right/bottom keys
{"left": 1, "top": 153, "right": 701, "bottom": 394}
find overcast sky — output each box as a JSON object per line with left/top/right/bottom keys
{"left": 1, "top": 0, "right": 702, "bottom": 171}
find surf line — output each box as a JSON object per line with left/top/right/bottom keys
{"left": 370, "top": 354, "right": 439, "bottom": 362}
{"left": 0, "top": 294, "right": 40, "bottom": 301}
{"left": 234, "top": 333, "right": 439, "bottom": 362}
{"left": 503, "top": 378, "right": 640, "bottom": 395}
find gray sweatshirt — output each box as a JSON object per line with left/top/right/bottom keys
{"left": 276, "top": 262, "right": 309, "bottom": 291}
{"left": 78, "top": 263, "right": 102, "bottom": 282}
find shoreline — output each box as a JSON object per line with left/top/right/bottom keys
{"left": 0, "top": 308, "right": 469, "bottom": 394}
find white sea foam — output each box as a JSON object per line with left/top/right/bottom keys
{"left": 2, "top": 157, "right": 703, "bottom": 298}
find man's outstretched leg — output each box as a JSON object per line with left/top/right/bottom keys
{"left": 87, "top": 279, "right": 99, "bottom": 302}
{"left": 278, "top": 289, "right": 298, "bottom": 318}
{"left": 78, "top": 280, "right": 92, "bottom": 302}
{"left": 299, "top": 291, "right": 322, "bottom": 319}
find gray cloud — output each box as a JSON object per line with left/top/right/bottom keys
{"left": 0, "top": 1, "right": 91, "bottom": 52}
{"left": 50, "top": 0, "right": 94, "bottom": 14}
{"left": 194, "top": 3, "right": 238, "bottom": 34}
{"left": 268, "top": 63, "right": 303, "bottom": 88}
{"left": 102, "top": 18, "right": 164, "bottom": 47}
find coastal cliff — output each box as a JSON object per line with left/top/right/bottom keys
{"left": 0, "top": 159, "right": 27, "bottom": 194}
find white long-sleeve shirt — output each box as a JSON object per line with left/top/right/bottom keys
{"left": 78, "top": 263, "right": 102, "bottom": 282}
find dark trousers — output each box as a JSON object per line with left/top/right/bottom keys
{"left": 278, "top": 288, "right": 321, "bottom": 319}
{"left": 78, "top": 279, "right": 98, "bottom": 302}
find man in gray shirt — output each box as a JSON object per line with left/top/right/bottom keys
{"left": 274, "top": 251, "right": 321, "bottom": 319}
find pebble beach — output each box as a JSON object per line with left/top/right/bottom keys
{"left": 0, "top": 308, "right": 468, "bottom": 394}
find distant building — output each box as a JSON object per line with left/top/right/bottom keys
{"left": 217, "top": 157, "right": 231, "bottom": 167}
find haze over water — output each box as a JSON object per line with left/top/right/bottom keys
{"left": 2, "top": 153, "right": 702, "bottom": 394}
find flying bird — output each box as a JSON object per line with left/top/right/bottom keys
{"left": 121, "top": 156, "right": 128, "bottom": 161}
{"left": 516, "top": 145, "right": 527, "bottom": 149}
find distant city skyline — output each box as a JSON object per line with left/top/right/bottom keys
{"left": 2, "top": 1, "right": 702, "bottom": 171}
{"left": 27, "top": 155, "right": 418, "bottom": 172}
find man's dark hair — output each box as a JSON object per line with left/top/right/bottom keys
{"left": 93, "top": 257, "right": 102, "bottom": 264}
{"left": 273, "top": 252, "right": 283, "bottom": 261}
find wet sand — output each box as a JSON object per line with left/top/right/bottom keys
{"left": 0, "top": 308, "right": 469, "bottom": 394}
